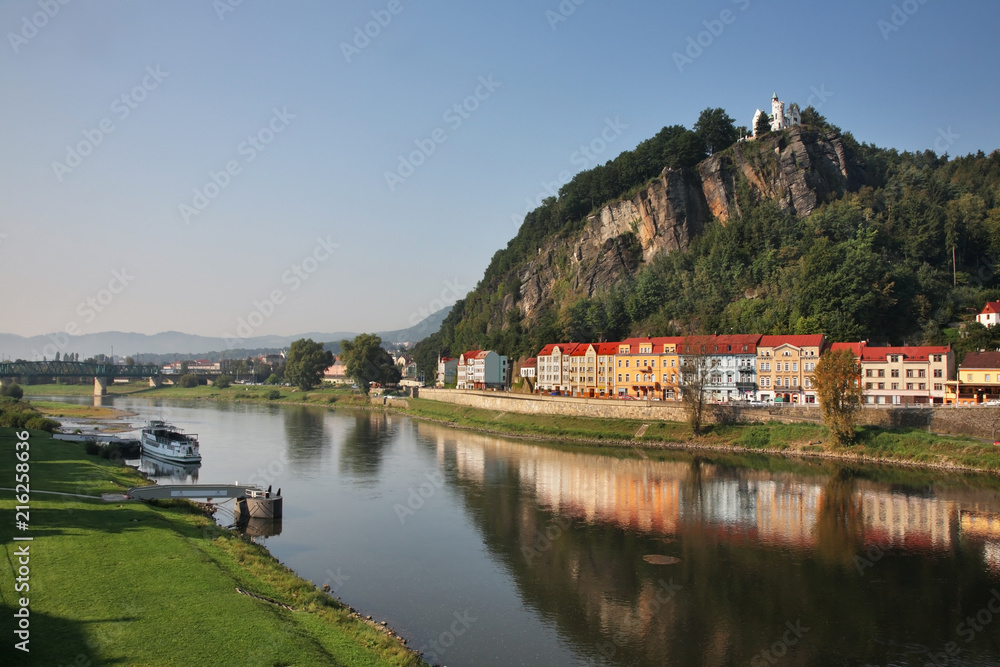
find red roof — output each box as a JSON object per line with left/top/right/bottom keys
{"left": 830, "top": 342, "right": 866, "bottom": 356}
{"left": 536, "top": 343, "right": 584, "bottom": 357}
{"left": 758, "top": 335, "right": 825, "bottom": 349}
{"left": 961, "top": 351, "right": 1000, "bottom": 369}
{"left": 859, "top": 346, "right": 951, "bottom": 362}
{"left": 982, "top": 301, "right": 1000, "bottom": 315}
{"left": 520, "top": 358, "right": 537, "bottom": 368}
{"left": 675, "top": 334, "right": 762, "bottom": 355}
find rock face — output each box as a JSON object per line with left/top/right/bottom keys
{"left": 509, "top": 128, "right": 868, "bottom": 326}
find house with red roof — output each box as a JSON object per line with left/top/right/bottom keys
{"left": 756, "top": 335, "right": 826, "bottom": 404}
{"left": 456, "top": 350, "right": 509, "bottom": 390}
{"left": 978, "top": 302, "right": 1000, "bottom": 328}
{"left": 535, "top": 343, "right": 584, "bottom": 394}
{"left": 853, "top": 344, "right": 953, "bottom": 405}
{"left": 948, "top": 351, "right": 1000, "bottom": 405}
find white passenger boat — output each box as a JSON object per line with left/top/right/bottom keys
{"left": 140, "top": 420, "right": 202, "bottom": 464}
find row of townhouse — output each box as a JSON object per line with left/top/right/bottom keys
{"left": 533, "top": 335, "right": 826, "bottom": 404}
{"left": 532, "top": 335, "right": 979, "bottom": 405}
{"left": 455, "top": 350, "right": 510, "bottom": 390}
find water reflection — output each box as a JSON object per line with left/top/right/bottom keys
{"left": 282, "top": 405, "right": 331, "bottom": 464}
{"left": 338, "top": 412, "right": 396, "bottom": 478}
{"left": 137, "top": 456, "right": 200, "bottom": 483}
{"left": 416, "top": 422, "right": 1000, "bottom": 666}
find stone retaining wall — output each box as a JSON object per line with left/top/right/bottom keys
{"left": 415, "top": 389, "right": 1000, "bottom": 440}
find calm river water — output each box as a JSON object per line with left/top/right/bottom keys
{"left": 63, "top": 396, "right": 1000, "bottom": 665}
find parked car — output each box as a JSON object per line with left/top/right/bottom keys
{"left": 985, "top": 400, "right": 1000, "bottom": 406}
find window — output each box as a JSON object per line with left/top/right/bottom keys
{"left": 918, "top": 370, "right": 926, "bottom": 378}
{"left": 988, "top": 374, "right": 993, "bottom": 382}
{"left": 968, "top": 374, "right": 974, "bottom": 382}
{"left": 625, "top": 373, "right": 630, "bottom": 382}
{"left": 934, "top": 383, "right": 943, "bottom": 391}
{"left": 906, "top": 370, "right": 914, "bottom": 378}
{"left": 891, "top": 383, "right": 899, "bottom": 390}
{"left": 617, "top": 374, "right": 622, "bottom": 382}
{"left": 878, "top": 383, "right": 885, "bottom": 390}
{"left": 919, "top": 383, "right": 926, "bottom": 391}
{"left": 617, "top": 360, "right": 621, "bottom": 368}
{"left": 866, "top": 382, "right": 873, "bottom": 390}
{"left": 792, "top": 362, "right": 799, "bottom": 372}
{"left": 906, "top": 383, "right": 914, "bottom": 390}
{"left": 891, "top": 370, "right": 899, "bottom": 378}
{"left": 934, "top": 369, "right": 942, "bottom": 378}
{"left": 866, "top": 369, "right": 873, "bottom": 377}
{"left": 663, "top": 374, "right": 668, "bottom": 382}
{"left": 792, "top": 377, "right": 798, "bottom": 387}
{"left": 878, "top": 370, "right": 885, "bottom": 378}
{"left": 934, "top": 355, "right": 943, "bottom": 363}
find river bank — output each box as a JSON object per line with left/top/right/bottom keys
{"left": 22, "top": 383, "right": 1000, "bottom": 474}
{"left": 0, "top": 426, "right": 426, "bottom": 666}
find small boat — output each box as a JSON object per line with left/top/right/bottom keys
{"left": 140, "top": 420, "right": 202, "bottom": 464}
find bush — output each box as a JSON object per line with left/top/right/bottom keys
{"left": 266, "top": 374, "right": 281, "bottom": 385}
{"left": 99, "top": 443, "right": 122, "bottom": 460}
{"left": 214, "top": 374, "right": 233, "bottom": 389}
{"left": 0, "top": 383, "right": 24, "bottom": 400}
{"left": 177, "top": 373, "right": 200, "bottom": 388}
{"left": 23, "top": 416, "right": 58, "bottom": 432}
{"left": 84, "top": 441, "right": 100, "bottom": 456}
{"left": 267, "top": 389, "right": 281, "bottom": 400}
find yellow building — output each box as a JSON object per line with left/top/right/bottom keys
{"left": 756, "top": 335, "right": 825, "bottom": 405}
{"left": 612, "top": 337, "right": 683, "bottom": 400}
{"left": 947, "top": 351, "right": 1000, "bottom": 405}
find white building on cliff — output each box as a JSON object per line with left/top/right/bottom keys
{"left": 752, "top": 92, "right": 801, "bottom": 138}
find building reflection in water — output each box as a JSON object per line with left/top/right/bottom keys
{"left": 416, "top": 423, "right": 1000, "bottom": 665}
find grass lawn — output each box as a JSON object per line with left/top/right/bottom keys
{"left": 22, "top": 382, "right": 151, "bottom": 397}
{"left": 0, "top": 429, "right": 423, "bottom": 666}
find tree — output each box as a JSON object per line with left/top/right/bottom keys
{"left": 266, "top": 373, "right": 281, "bottom": 385}
{"left": 754, "top": 112, "right": 771, "bottom": 138}
{"left": 284, "top": 338, "right": 334, "bottom": 391}
{"left": 799, "top": 105, "right": 828, "bottom": 130}
{"left": 0, "top": 383, "right": 24, "bottom": 400}
{"left": 813, "top": 349, "right": 864, "bottom": 446}
{"left": 215, "top": 373, "right": 232, "bottom": 389}
{"left": 694, "top": 107, "right": 738, "bottom": 155}
{"left": 180, "top": 360, "right": 190, "bottom": 375}
{"left": 125, "top": 356, "right": 135, "bottom": 367}
{"left": 680, "top": 351, "right": 711, "bottom": 436}
{"left": 340, "top": 334, "right": 399, "bottom": 395}
{"left": 177, "top": 373, "right": 199, "bottom": 388}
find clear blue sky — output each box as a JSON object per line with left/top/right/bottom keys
{"left": 1, "top": 0, "right": 998, "bottom": 339}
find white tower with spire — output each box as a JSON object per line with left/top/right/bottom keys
{"left": 752, "top": 92, "right": 801, "bottom": 137}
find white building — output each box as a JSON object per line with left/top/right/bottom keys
{"left": 456, "top": 350, "right": 509, "bottom": 390}
{"left": 978, "top": 302, "right": 1000, "bottom": 328}
{"left": 753, "top": 92, "right": 801, "bottom": 137}
{"left": 436, "top": 357, "right": 458, "bottom": 387}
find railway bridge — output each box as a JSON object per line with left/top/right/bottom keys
{"left": 0, "top": 361, "right": 161, "bottom": 396}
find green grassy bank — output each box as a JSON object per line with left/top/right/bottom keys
{"left": 0, "top": 428, "right": 424, "bottom": 666}
{"left": 394, "top": 398, "right": 1000, "bottom": 473}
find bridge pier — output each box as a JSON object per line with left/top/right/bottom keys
{"left": 149, "top": 376, "right": 162, "bottom": 388}
{"left": 0, "top": 378, "right": 11, "bottom": 388}
{"left": 94, "top": 377, "right": 107, "bottom": 396}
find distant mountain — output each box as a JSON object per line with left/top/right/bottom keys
{"left": 0, "top": 307, "right": 451, "bottom": 360}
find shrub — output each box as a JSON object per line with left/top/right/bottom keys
{"left": 85, "top": 441, "right": 100, "bottom": 456}
{"left": 0, "top": 383, "right": 24, "bottom": 400}
{"left": 267, "top": 389, "right": 281, "bottom": 400}
{"left": 214, "top": 374, "right": 233, "bottom": 389}
{"left": 177, "top": 373, "right": 200, "bottom": 388}
{"left": 266, "top": 374, "right": 281, "bottom": 385}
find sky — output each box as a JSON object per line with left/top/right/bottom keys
{"left": 1, "top": 0, "right": 999, "bottom": 340}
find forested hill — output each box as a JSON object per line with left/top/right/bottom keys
{"left": 413, "top": 107, "right": 1000, "bottom": 379}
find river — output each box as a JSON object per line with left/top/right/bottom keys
{"left": 53, "top": 396, "right": 1000, "bottom": 666}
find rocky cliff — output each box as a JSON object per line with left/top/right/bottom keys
{"left": 512, "top": 127, "right": 869, "bottom": 326}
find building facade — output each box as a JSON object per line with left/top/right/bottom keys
{"left": 857, "top": 345, "right": 954, "bottom": 405}
{"left": 436, "top": 357, "right": 458, "bottom": 387}
{"left": 947, "top": 351, "right": 1000, "bottom": 405}
{"left": 978, "top": 302, "right": 1000, "bottom": 328}
{"left": 457, "top": 350, "right": 510, "bottom": 390}
{"left": 756, "top": 335, "right": 825, "bottom": 404}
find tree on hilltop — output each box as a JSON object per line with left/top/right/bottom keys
{"left": 694, "top": 107, "right": 738, "bottom": 155}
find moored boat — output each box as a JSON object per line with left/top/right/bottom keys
{"left": 140, "top": 420, "right": 202, "bottom": 464}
